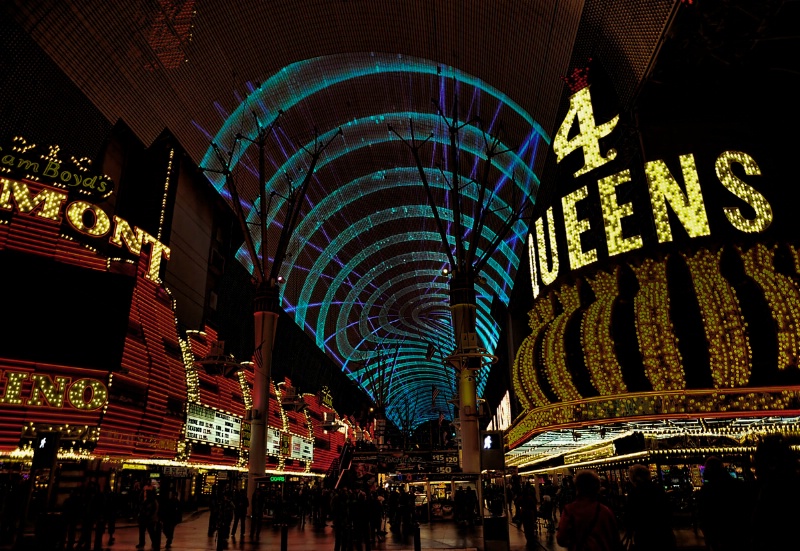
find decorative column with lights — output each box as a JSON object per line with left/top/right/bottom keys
{"left": 390, "top": 96, "right": 533, "bottom": 476}
{"left": 202, "top": 116, "right": 341, "bottom": 515}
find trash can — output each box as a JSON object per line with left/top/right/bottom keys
{"left": 483, "top": 515, "right": 510, "bottom": 551}
{"left": 35, "top": 512, "right": 66, "bottom": 551}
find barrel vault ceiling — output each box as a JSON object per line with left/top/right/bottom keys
{"left": 8, "top": 0, "right": 677, "bottom": 429}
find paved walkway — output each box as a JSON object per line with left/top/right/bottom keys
{"left": 18, "top": 510, "right": 702, "bottom": 551}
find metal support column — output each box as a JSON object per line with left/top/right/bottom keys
{"left": 248, "top": 283, "right": 280, "bottom": 517}
{"left": 449, "top": 270, "right": 480, "bottom": 475}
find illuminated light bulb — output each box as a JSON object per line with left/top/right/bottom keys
{"left": 645, "top": 155, "right": 710, "bottom": 243}
{"left": 0, "top": 178, "right": 67, "bottom": 221}
{"left": 582, "top": 268, "right": 627, "bottom": 395}
{"left": 715, "top": 151, "right": 772, "bottom": 233}
{"left": 631, "top": 257, "right": 685, "bottom": 390}
{"left": 738, "top": 243, "right": 800, "bottom": 371}
{"left": 684, "top": 249, "right": 751, "bottom": 387}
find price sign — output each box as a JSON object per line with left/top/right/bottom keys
{"left": 267, "top": 429, "right": 281, "bottom": 456}
{"left": 186, "top": 403, "right": 242, "bottom": 448}
{"left": 290, "top": 435, "right": 314, "bottom": 462}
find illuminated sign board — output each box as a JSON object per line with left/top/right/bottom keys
{"left": 290, "top": 435, "right": 314, "bottom": 462}
{"left": 0, "top": 177, "right": 170, "bottom": 281}
{"left": 240, "top": 421, "right": 251, "bottom": 449}
{"left": 270, "top": 475, "right": 285, "bottom": 483}
{"left": 1, "top": 137, "right": 114, "bottom": 199}
{"left": 266, "top": 428, "right": 281, "bottom": 456}
{"left": 185, "top": 403, "right": 241, "bottom": 448}
{"left": 0, "top": 371, "right": 108, "bottom": 411}
{"left": 529, "top": 87, "right": 773, "bottom": 298}
{"left": 318, "top": 386, "right": 334, "bottom": 409}
{"left": 486, "top": 391, "right": 512, "bottom": 432}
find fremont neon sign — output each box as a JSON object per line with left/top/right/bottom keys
{"left": 0, "top": 371, "right": 108, "bottom": 411}
{"left": 528, "top": 87, "right": 773, "bottom": 298}
{"left": 0, "top": 177, "right": 170, "bottom": 281}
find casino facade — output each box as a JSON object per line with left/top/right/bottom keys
{"left": 0, "top": 141, "right": 363, "bottom": 501}
{"left": 506, "top": 62, "right": 800, "bottom": 488}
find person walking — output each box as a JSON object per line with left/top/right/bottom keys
{"left": 556, "top": 470, "right": 621, "bottom": 551}
{"left": 231, "top": 489, "right": 248, "bottom": 540}
{"left": 160, "top": 490, "right": 181, "bottom": 549}
{"left": 215, "top": 491, "right": 234, "bottom": 550}
{"left": 696, "top": 456, "right": 751, "bottom": 551}
{"left": 102, "top": 486, "right": 118, "bottom": 546}
{"left": 514, "top": 484, "right": 538, "bottom": 547}
{"left": 249, "top": 487, "right": 264, "bottom": 541}
{"left": 136, "top": 490, "right": 160, "bottom": 550}
{"left": 63, "top": 488, "right": 83, "bottom": 550}
{"left": 623, "top": 464, "right": 676, "bottom": 551}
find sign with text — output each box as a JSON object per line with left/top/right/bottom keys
{"left": 186, "top": 403, "right": 241, "bottom": 448}
{"left": 267, "top": 428, "right": 282, "bottom": 456}
{"left": 290, "top": 435, "right": 314, "bottom": 462}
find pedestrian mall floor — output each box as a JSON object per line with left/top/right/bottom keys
{"left": 59, "top": 509, "right": 705, "bottom": 551}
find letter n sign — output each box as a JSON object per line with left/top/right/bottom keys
{"left": 32, "top": 431, "right": 61, "bottom": 470}
{"left": 480, "top": 430, "right": 505, "bottom": 471}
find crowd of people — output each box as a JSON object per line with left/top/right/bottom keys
{"left": 506, "top": 434, "right": 800, "bottom": 550}
{"left": 3, "top": 433, "right": 799, "bottom": 550}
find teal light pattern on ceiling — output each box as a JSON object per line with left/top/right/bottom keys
{"left": 202, "top": 52, "right": 548, "bottom": 430}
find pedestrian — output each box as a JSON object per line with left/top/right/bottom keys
{"left": 79, "top": 482, "right": 101, "bottom": 550}
{"left": 63, "top": 488, "right": 83, "bottom": 550}
{"left": 207, "top": 488, "right": 219, "bottom": 538}
{"left": 160, "top": 490, "right": 181, "bottom": 549}
{"left": 557, "top": 475, "right": 576, "bottom": 516}
{"left": 215, "top": 491, "right": 234, "bottom": 550}
{"left": 249, "top": 487, "right": 264, "bottom": 541}
{"left": 103, "top": 486, "right": 118, "bottom": 546}
{"left": 514, "top": 484, "right": 538, "bottom": 546}
{"left": 696, "top": 456, "right": 751, "bottom": 551}
{"left": 748, "top": 434, "right": 800, "bottom": 550}
{"left": 86, "top": 482, "right": 107, "bottom": 551}
{"left": 623, "top": 464, "right": 676, "bottom": 551}
{"left": 556, "top": 469, "right": 621, "bottom": 551}
{"left": 539, "top": 494, "right": 555, "bottom": 533}
{"left": 136, "top": 490, "right": 160, "bottom": 550}
{"left": 231, "top": 489, "right": 248, "bottom": 540}
{"left": 332, "top": 489, "right": 350, "bottom": 551}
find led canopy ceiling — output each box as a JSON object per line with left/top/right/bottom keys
{"left": 201, "top": 52, "right": 548, "bottom": 429}
{"left": 8, "top": 0, "right": 676, "bottom": 431}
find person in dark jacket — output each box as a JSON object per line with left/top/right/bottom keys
{"left": 216, "top": 491, "right": 234, "bottom": 550}
{"left": 748, "top": 434, "right": 800, "bottom": 551}
{"left": 231, "top": 489, "right": 248, "bottom": 540}
{"left": 249, "top": 487, "right": 264, "bottom": 540}
{"left": 556, "top": 470, "right": 621, "bottom": 551}
{"left": 102, "top": 487, "right": 119, "bottom": 546}
{"left": 136, "top": 491, "right": 160, "bottom": 550}
{"left": 160, "top": 490, "right": 181, "bottom": 549}
{"left": 624, "top": 464, "right": 676, "bottom": 551}
{"left": 697, "top": 456, "right": 751, "bottom": 551}
{"left": 514, "top": 485, "right": 538, "bottom": 546}
{"left": 63, "top": 488, "right": 83, "bottom": 550}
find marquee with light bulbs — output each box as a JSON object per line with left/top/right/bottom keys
{"left": 509, "top": 86, "right": 800, "bottom": 450}
{"left": 0, "top": 137, "right": 351, "bottom": 475}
